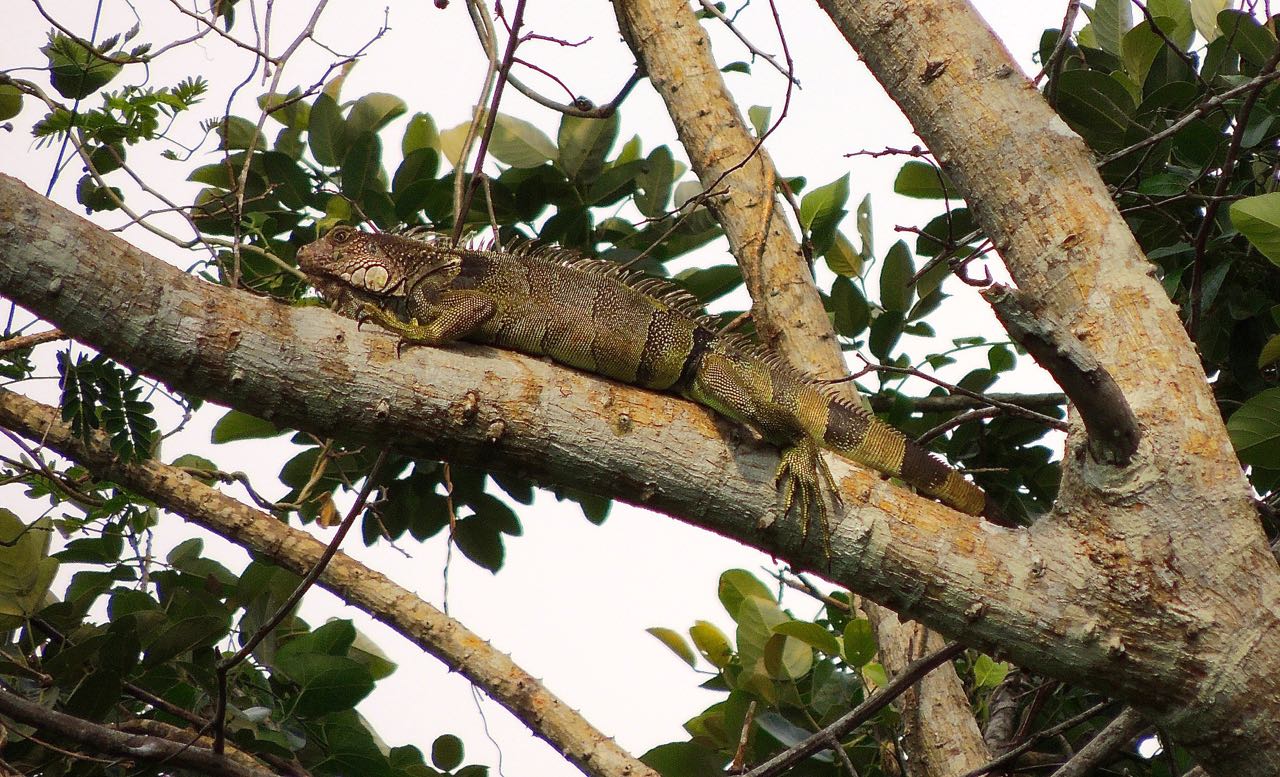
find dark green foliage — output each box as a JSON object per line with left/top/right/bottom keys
{"left": 56, "top": 352, "right": 157, "bottom": 461}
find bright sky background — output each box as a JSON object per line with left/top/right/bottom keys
{"left": 2, "top": 2, "right": 1055, "bottom": 774}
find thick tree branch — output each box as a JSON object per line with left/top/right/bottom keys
{"left": 816, "top": 1, "right": 1280, "bottom": 773}
{"left": 0, "top": 169, "right": 1275, "bottom": 771}
{"left": 0, "top": 687, "right": 276, "bottom": 777}
{"left": 612, "top": 1, "right": 992, "bottom": 769}
{"left": 0, "top": 387, "right": 657, "bottom": 777}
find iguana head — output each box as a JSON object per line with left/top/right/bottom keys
{"left": 297, "top": 226, "right": 461, "bottom": 303}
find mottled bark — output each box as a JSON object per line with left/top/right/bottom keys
{"left": 611, "top": 1, "right": 991, "bottom": 769}
{"left": 816, "top": 0, "right": 1280, "bottom": 773}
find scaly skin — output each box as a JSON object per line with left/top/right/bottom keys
{"left": 297, "top": 227, "right": 998, "bottom": 544}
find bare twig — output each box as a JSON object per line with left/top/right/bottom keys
{"left": 955, "top": 701, "right": 1115, "bottom": 777}
{"left": 0, "top": 328, "right": 63, "bottom": 354}
{"left": 740, "top": 642, "right": 965, "bottom": 777}
{"left": 697, "top": 0, "right": 800, "bottom": 86}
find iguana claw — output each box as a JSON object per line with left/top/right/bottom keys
{"left": 775, "top": 439, "right": 842, "bottom": 560}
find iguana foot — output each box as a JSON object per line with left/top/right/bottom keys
{"left": 775, "top": 439, "right": 842, "bottom": 560}
{"left": 357, "top": 303, "right": 440, "bottom": 354}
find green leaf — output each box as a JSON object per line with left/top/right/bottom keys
{"left": 689, "top": 620, "right": 732, "bottom": 668}
{"left": 763, "top": 632, "right": 813, "bottom": 680}
{"left": 1259, "top": 334, "right": 1280, "bottom": 369}
{"left": 772, "top": 620, "right": 841, "bottom": 655}
{"left": 431, "top": 734, "right": 464, "bottom": 771}
{"left": 893, "top": 160, "right": 953, "bottom": 199}
{"left": 1053, "top": 70, "right": 1136, "bottom": 150}
{"left": 1228, "top": 389, "right": 1280, "bottom": 467}
{"left": 1191, "top": 0, "right": 1228, "bottom": 41}
{"left": 0, "top": 511, "right": 57, "bottom": 628}
{"left": 879, "top": 240, "right": 915, "bottom": 313}
{"left": 869, "top": 310, "right": 905, "bottom": 360}
{"left": 489, "top": 114, "right": 556, "bottom": 169}
{"left": 676, "top": 264, "right": 742, "bottom": 303}
{"left": 0, "top": 85, "right": 23, "bottom": 122}
{"left": 1147, "top": 0, "right": 1195, "bottom": 50}
{"left": 402, "top": 112, "right": 440, "bottom": 156}
{"left": 1230, "top": 193, "right": 1280, "bottom": 267}
{"left": 718, "top": 569, "right": 775, "bottom": 618}
{"left": 988, "top": 344, "right": 1015, "bottom": 373}
{"left": 1122, "top": 19, "right": 1172, "bottom": 85}
{"left": 647, "top": 627, "right": 697, "bottom": 666}
{"left": 1218, "top": 10, "right": 1278, "bottom": 69}
{"left": 1084, "top": 0, "right": 1134, "bottom": 56}
{"left": 722, "top": 61, "right": 751, "bottom": 74}
{"left": 636, "top": 145, "right": 675, "bottom": 217}
{"left": 308, "top": 93, "right": 346, "bottom": 167}
{"left": 142, "top": 615, "right": 229, "bottom": 667}
{"left": 842, "top": 618, "right": 876, "bottom": 667}
{"left": 747, "top": 105, "right": 771, "bottom": 137}
{"left": 43, "top": 33, "right": 123, "bottom": 99}
{"left": 832, "top": 276, "right": 870, "bottom": 338}
{"left": 258, "top": 89, "right": 310, "bottom": 130}
{"left": 973, "top": 654, "right": 1010, "bottom": 688}
{"left": 216, "top": 116, "right": 266, "bottom": 151}
{"left": 856, "top": 194, "right": 874, "bottom": 262}
{"left": 824, "top": 232, "right": 862, "bottom": 278}
{"left": 641, "top": 742, "right": 725, "bottom": 777}
{"left": 211, "top": 408, "right": 282, "bottom": 443}
{"left": 557, "top": 113, "right": 618, "bottom": 181}
{"left": 340, "top": 132, "right": 383, "bottom": 201}
{"left": 800, "top": 173, "right": 851, "bottom": 232}
{"left": 347, "top": 92, "right": 407, "bottom": 137}
{"left": 279, "top": 653, "right": 375, "bottom": 717}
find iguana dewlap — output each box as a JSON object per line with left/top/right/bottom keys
{"left": 297, "top": 227, "right": 996, "bottom": 541}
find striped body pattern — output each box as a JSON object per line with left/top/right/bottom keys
{"left": 297, "top": 228, "right": 992, "bottom": 533}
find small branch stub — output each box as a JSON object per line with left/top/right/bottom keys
{"left": 983, "top": 284, "right": 1140, "bottom": 465}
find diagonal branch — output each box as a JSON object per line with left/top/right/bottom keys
{"left": 0, "top": 386, "right": 657, "bottom": 777}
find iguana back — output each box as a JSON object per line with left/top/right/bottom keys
{"left": 298, "top": 227, "right": 996, "bottom": 532}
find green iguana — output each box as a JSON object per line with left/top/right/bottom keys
{"left": 297, "top": 227, "right": 1000, "bottom": 542}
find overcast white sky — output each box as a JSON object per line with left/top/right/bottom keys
{"left": 2, "top": 2, "right": 1056, "bottom": 774}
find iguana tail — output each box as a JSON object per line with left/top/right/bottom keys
{"left": 821, "top": 395, "right": 990, "bottom": 517}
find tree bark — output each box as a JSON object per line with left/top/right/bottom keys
{"left": 816, "top": 0, "right": 1280, "bottom": 773}
{"left": 612, "top": 2, "right": 992, "bottom": 770}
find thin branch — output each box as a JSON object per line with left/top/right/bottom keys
{"left": 211, "top": 451, "right": 387, "bottom": 754}
{"left": 1050, "top": 707, "right": 1148, "bottom": 777}
{"left": 956, "top": 701, "right": 1115, "bottom": 777}
{"left": 697, "top": 0, "right": 800, "bottom": 86}
{"left": 848, "top": 359, "right": 1070, "bottom": 431}
{"left": 740, "top": 641, "right": 965, "bottom": 777}
{"left": 866, "top": 391, "right": 1066, "bottom": 414}
{"left": 0, "top": 387, "right": 658, "bottom": 777}
{"left": 0, "top": 328, "right": 64, "bottom": 354}
{"left": 0, "top": 687, "right": 276, "bottom": 777}
{"left": 1097, "top": 66, "right": 1280, "bottom": 167}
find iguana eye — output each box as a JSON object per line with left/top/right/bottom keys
{"left": 330, "top": 226, "right": 355, "bottom": 244}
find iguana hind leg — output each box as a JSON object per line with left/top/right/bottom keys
{"left": 775, "top": 438, "right": 842, "bottom": 558}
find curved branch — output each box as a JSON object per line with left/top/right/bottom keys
{"left": 0, "top": 387, "right": 657, "bottom": 777}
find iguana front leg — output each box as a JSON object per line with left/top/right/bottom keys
{"left": 357, "top": 290, "right": 496, "bottom": 350}
{"left": 776, "top": 438, "right": 842, "bottom": 557}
